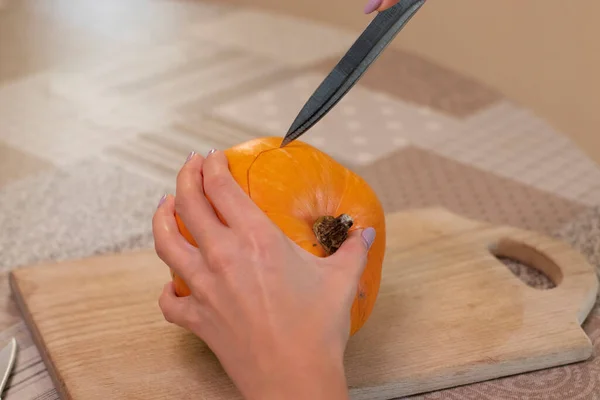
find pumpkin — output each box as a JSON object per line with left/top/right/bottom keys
{"left": 172, "top": 136, "right": 386, "bottom": 336}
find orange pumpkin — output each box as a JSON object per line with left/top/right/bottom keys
{"left": 173, "top": 136, "right": 386, "bottom": 336}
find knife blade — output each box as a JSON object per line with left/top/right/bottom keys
{"left": 280, "top": 0, "right": 426, "bottom": 147}
{"left": 0, "top": 337, "right": 17, "bottom": 400}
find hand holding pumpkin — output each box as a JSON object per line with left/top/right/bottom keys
{"left": 153, "top": 138, "right": 385, "bottom": 400}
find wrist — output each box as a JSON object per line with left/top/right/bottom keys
{"left": 243, "top": 352, "right": 349, "bottom": 400}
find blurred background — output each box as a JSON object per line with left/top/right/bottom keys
{"left": 234, "top": 0, "right": 600, "bottom": 164}
{"left": 2, "top": 0, "right": 600, "bottom": 261}
{"left": 1, "top": 0, "right": 599, "bottom": 164}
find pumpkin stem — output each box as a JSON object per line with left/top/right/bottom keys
{"left": 313, "top": 214, "right": 354, "bottom": 256}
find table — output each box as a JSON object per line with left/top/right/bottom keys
{"left": 1, "top": 1, "right": 599, "bottom": 399}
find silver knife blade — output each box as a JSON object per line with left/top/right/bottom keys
{"left": 280, "top": 0, "right": 426, "bottom": 147}
{"left": 0, "top": 337, "right": 17, "bottom": 399}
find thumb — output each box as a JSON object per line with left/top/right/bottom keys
{"left": 328, "top": 227, "right": 377, "bottom": 278}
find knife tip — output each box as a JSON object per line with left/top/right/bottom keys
{"left": 279, "top": 137, "right": 290, "bottom": 148}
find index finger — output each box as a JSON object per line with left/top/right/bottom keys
{"left": 175, "top": 151, "right": 229, "bottom": 248}
{"left": 201, "top": 149, "right": 271, "bottom": 231}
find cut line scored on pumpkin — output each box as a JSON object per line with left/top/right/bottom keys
{"left": 244, "top": 144, "right": 276, "bottom": 202}
{"left": 241, "top": 139, "right": 361, "bottom": 256}
{"left": 241, "top": 141, "right": 317, "bottom": 212}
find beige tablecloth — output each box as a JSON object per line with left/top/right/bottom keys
{"left": 1, "top": 2, "right": 600, "bottom": 399}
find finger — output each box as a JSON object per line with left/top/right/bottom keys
{"left": 202, "top": 149, "right": 269, "bottom": 230}
{"left": 326, "top": 227, "right": 376, "bottom": 282}
{"left": 378, "top": 0, "right": 401, "bottom": 12}
{"left": 364, "top": 0, "right": 382, "bottom": 13}
{"left": 158, "top": 282, "right": 197, "bottom": 328}
{"left": 364, "top": 0, "right": 399, "bottom": 14}
{"left": 175, "top": 151, "right": 228, "bottom": 247}
{"left": 153, "top": 194, "right": 205, "bottom": 284}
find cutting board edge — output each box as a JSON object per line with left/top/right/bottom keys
{"left": 9, "top": 270, "right": 72, "bottom": 400}
{"left": 8, "top": 248, "right": 157, "bottom": 275}
{"left": 348, "top": 341, "right": 594, "bottom": 400}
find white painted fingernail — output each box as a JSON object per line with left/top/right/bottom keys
{"left": 185, "top": 151, "right": 196, "bottom": 163}
{"left": 157, "top": 194, "right": 167, "bottom": 209}
{"left": 361, "top": 227, "right": 376, "bottom": 250}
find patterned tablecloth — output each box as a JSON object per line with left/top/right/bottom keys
{"left": 1, "top": 2, "right": 600, "bottom": 399}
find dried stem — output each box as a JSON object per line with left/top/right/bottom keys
{"left": 313, "top": 214, "right": 354, "bottom": 255}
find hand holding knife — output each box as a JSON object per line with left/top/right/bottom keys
{"left": 280, "top": 0, "right": 426, "bottom": 148}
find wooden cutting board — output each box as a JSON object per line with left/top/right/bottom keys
{"left": 9, "top": 207, "right": 599, "bottom": 400}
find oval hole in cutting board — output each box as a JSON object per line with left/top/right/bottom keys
{"left": 489, "top": 238, "right": 559, "bottom": 290}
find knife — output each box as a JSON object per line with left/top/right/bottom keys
{"left": 0, "top": 337, "right": 17, "bottom": 400}
{"left": 280, "top": 0, "right": 426, "bottom": 148}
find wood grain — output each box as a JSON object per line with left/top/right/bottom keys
{"left": 0, "top": 273, "right": 22, "bottom": 331}
{"left": 9, "top": 208, "right": 599, "bottom": 400}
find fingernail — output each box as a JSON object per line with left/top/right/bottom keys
{"left": 364, "top": 0, "right": 383, "bottom": 14}
{"left": 185, "top": 151, "right": 196, "bottom": 163}
{"left": 157, "top": 194, "right": 167, "bottom": 209}
{"left": 361, "top": 227, "right": 376, "bottom": 250}
{"left": 207, "top": 148, "right": 216, "bottom": 156}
